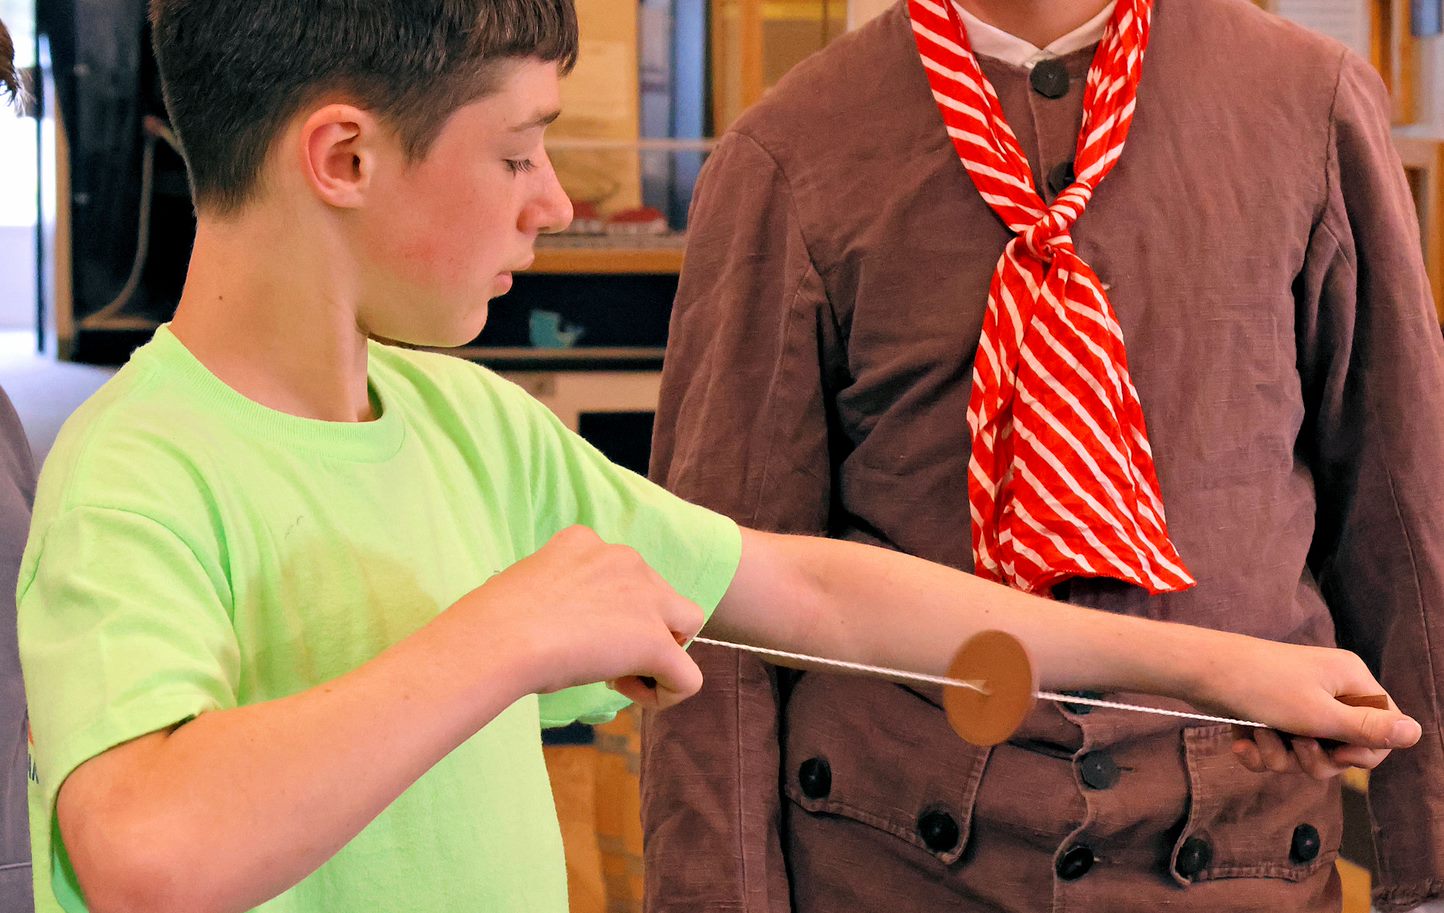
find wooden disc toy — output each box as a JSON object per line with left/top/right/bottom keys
{"left": 943, "top": 630, "right": 1038, "bottom": 746}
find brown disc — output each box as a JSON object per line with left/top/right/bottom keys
{"left": 943, "top": 630, "right": 1037, "bottom": 747}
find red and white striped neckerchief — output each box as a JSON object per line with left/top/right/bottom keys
{"left": 908, "top": 0, "right": 1195, "bottom": 595}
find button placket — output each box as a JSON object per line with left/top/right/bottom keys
{"left": 1078, "top": 750, "right": 1120, "bottom": 790}
{"left": 1056, "top": 843, "right": 1096, "bottom": 881}
{"left": 1290, "top": 823, "right": 1321, "bottom": 864}
{"left": 1174, "top": 835, "right": 1214, "bottom": 880}
{"left": 1019, "top": 55, "right": 1085, "bottom": 207}
{"left": 1030, "top": 57, "right": 1070, "bottom": 99}
{"left": 798, "top": 757, "right": 831, "bottom": 800}
{"left": 1047, "top": 159, "right": 1077, "bottom": 199}
{"left": 917, "top": 808, "right": 961, "bottom": 854}
{"left": 1059, "top": 690, "right": 1104, "bottom": 716}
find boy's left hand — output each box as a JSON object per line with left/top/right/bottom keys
{"left": 1200, "top": 637, "right": 1422, "bottom": 779}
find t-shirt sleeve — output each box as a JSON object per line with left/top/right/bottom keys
{"left": 18, "top": 505, "right": 238, "bottom": 905}
{"left": 507, "top": 389, "right": 743, "bottom": 727}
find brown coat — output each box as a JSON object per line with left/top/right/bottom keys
{"left": 641, "top": 1, "right": 1444, "bottom": 911}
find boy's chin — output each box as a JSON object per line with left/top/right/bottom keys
{"left": 373, "top": 309, "right": 489, "bottom": 350}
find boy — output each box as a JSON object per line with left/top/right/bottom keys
{"left": 641, "top": 1, "right": 1444, "bottom": 912}
{"left": 18, "top": 3, "right": 1419, "bottom": 912}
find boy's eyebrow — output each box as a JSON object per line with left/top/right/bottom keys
{"left": 511, "top": 109, "right": 562, "bottom": 131}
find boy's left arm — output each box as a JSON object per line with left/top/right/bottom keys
{"left": 706, "top": 528, "right": 1415, "bottom": 760}
{"left": 1298, "top": 53, "right": 1444, "bottom": 913}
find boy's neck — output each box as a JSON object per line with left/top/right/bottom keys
{"left": 170, "top": 214, "right": 377, "bottom": 424}
{"left": 955, "top": 0, "right": 1114, "bottom": 48}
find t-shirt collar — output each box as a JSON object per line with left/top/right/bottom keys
{"left": 951, "top": 1, "right": 1117, "bottom": 69}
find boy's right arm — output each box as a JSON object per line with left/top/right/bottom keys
{"left": 56, "top": 526, "right": 703, "bottom": 913}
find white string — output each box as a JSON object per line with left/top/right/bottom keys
{"left": 1032, "top": 690, "right": 1264, "bottom": 728}
{"left": 691, "top": 637, "right": 989, "bottom": 692}
{"left": 691, "top": 636, "right": 1265, "bottom": 729}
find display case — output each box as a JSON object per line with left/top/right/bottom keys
{"left": 461, "top": 0, "right": 850, "bottom": 370}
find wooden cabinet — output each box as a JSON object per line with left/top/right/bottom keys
{"left": 1393, "top": 129, "right": 1444, "bottom": 322}
{"left": 711, "top": 0, "right": 847, "bottom": 131}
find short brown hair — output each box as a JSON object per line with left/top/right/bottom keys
{"left": 149, "top": 0, "right": 578, "bottom": 214}
{"left": 0, "top": 20, "right": 20, "bottom": 104}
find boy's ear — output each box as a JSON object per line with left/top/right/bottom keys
{"left": 298, "top": 104, "right": 384, "bottom": 209}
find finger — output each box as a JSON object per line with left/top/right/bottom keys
{"left": 1326, "top": 704, "right": 1421, "bottom": 751}
{"left": 1254, "top": 728, "right": 1301, "bottom": 774}
{"left": 611, "top": 675, "right": 663, "bottom": 709}
{"left": 1293, "top": 738, "right": 1349, "bottom": 781}
{"left": 1326, "top": 743, "right": 1391, "bottom": 771}
{"left": 1232, "top": 737, "right": 1267, "bottom": 773}
{"left": 660, "top": 591, "right": 705, "bottom": 642}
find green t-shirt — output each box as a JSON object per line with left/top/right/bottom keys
{"left": 18, "top": 326, "right": 742, "bottom": 913}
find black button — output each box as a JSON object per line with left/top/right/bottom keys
{"left": 1175, "top": 836, "right": 1213, "bottom": 879}
{"left": 1056, "top": 844, "right": 1095, "bottom": 880}
{"left": 917, "top": 810, "right": 961, "bottom": 853}
{"left": 1078, "top": 751, "right": 1119, "bottom": 790}
{"left": 1060, "top": 690, "right": 1103, "bottom": 716}
{"left": 1290, "top": 823, "right": 1321, "bottom": 864}
{"left": 1047, "top": 159, "right": 1076, "bottom": 197}
{"left": 798, "top": 757, "right": 831, "bottom": 800}
{"left": 1030, "top": 58, "right": 1070, "bottom": 99}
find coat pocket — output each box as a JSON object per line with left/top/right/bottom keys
{"left": 1171, "top": 723, "right": 1342, "bottom": 886}
{"left": 781, "top": 672, "right": 989, "bottom": 865}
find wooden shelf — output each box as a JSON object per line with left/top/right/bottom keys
{"left": 529, "top": 245, "right": 685, "bottom": 275}
{"left": 427, "top": 346, "right": 667, "bottom": 371}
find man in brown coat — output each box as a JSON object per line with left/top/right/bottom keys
{"left": 641, "top": 0, "right": 1444, "bottom": 911}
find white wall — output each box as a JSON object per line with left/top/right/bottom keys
{"left": 1420, "top": 37, "right": 1444, "bottom": 129}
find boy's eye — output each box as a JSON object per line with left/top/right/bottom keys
{"left": 505, "top": 158, "right": 537, "bottom": 175}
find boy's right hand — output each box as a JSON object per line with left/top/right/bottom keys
{"left": 461, "top": 526, "right": 706, "bottom": 709}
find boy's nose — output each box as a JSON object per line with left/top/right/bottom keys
{"left": 528, "top": 168, "right": 573, "bottom": 236}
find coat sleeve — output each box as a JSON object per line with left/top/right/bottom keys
{"left": 1295, "top": 51, "right": 1444, "bottom": 913}
{"left": 640, "top": 129, "right": 841, "bottom": 913}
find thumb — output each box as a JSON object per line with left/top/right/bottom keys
{"left": 613, "top": 644, "right": 704, "bottom": 711}
{"left": 1336, "top": 703, "right": 1421, "bottom": 750}
{"left": 647, "top": 644, "right": 705, "bottom": 710}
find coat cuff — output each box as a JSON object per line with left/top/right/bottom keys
{"left": 1374, "top": 879, "right": 1444, "bottom": 912}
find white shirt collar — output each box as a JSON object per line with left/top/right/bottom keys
{"left": 952, "top": 1, "right": 1117, "bottom": 70}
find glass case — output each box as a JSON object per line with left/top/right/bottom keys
{"left": 530, "top": 0, "right": 849, "bottom": 275}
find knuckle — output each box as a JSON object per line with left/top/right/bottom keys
{"left": 552, "top": 525, "right": 590, "bottom": 547}
{"left": 607, "top": 543, "right": 645, "bottom": 569}
{"left": 1342, "top": 652, "right": 1372, "bottom": 679}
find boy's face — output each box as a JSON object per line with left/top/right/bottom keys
{"left": 353, "top": 58, "right": 573, "bottom": 348}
